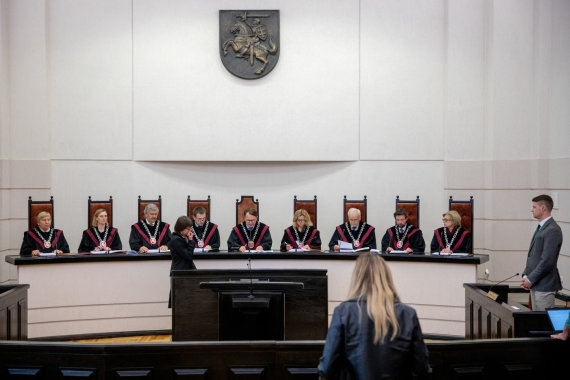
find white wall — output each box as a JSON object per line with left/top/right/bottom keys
{"left": 1, "top": 0, "right": 569, "bottom": 301}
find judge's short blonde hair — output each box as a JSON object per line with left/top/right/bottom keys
{"left": 292, "top": 209, "right": 313, "bottom": 228}
{"left": 443, "top": 210, "right": 462, "bottom": 228}
{"left": 36, "top": 211, "right": 51, "bottom": 223}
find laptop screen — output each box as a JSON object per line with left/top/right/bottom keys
{"left": 546, "top": 308, "right": 570, "bottom": 332}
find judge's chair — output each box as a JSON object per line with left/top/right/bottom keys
{"left": 87, "top": 196, "right": 113, "bottom": 229}
{"left": 395, "top": 195, "right": 420, "bottom": 228}
{"left": 449, "top": 196, "right": 474, "bottom": 237}
{"left": 236, "top": 195, "right": 259, "bottom": 225}
{"left": 28, "top": 196, "right": 54, "bottom": 230}
{"left": 293, "top": 195, "right": 318, "bottom": 228}
{"left": 138, "top": 195, "right": 162, "bottom": 222}
{"left": 187, "top": 195, "right": 211, "bottom": 220}
{"left": 343, "top": 195, "right": 367, "bottom": 223}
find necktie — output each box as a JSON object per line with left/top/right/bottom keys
{"left": 533, "top": 224, "right": 541, "bottom": 238}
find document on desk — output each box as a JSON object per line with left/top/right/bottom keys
{"left": 288, "top": 248, "right": 306, "bottom": 252}
{"left": 338, "top": 240, "right": 354, "bottom": 252}
{"left": 89, "top": 250, "right": 125, "bottom": 254}
{"left": 39, "top": 252, "right": 56, "bottom": 257}
{"left": 390, "top": 250, "right": 407, "bottom": 254}
{"left": 432, "top": 252, "right": 469, "bottom": 256}
{"left": 147, "top": 249, "right": 170, "bottom": 254}
{"left": 194, "top": 248, "right": 209, "bottom": 253}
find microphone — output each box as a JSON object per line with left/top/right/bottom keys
{"left": 247, "top": 257, "right": 254, "bottom": 299}
{"left": 487, "top": 273, "right": 519, "bottom": 301}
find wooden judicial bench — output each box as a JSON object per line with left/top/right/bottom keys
{"left": 5, "top": 251, "right": 488, "bottom": 339}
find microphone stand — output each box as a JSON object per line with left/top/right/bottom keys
{"left": 487, "top": 273, "right": 519, "bottom": 301}
{"left": 247, "top": 257, "right": 254, "bottom": 300}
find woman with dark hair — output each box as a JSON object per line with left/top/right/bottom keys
{"left": 318, "top": 252, "right": 430, "bottom": 379}
{"left": 168, "top": 216, "right": 196, "bottom": 272}
{"left": 167, "top": 216, "right": 196, "bottom": 308}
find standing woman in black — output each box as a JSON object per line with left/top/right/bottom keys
{"left": 167, "top": 216, "right": 196, "bottom": 308}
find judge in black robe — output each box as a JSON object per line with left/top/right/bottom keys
{"left": 191, "top": 221, "right": 220, "bottom": 251}
{"left": 382, "top": 226, "right": 425, "bottom": 253}
{"left": 281, "top": 226, "right": 321, "bottom": 251}
{"left": 227, "top": 207, "right": 272, "bottom": 252}
{"left": 189, "top": 206, "right": 220, "bottom": 251}
{"left": 328, "top": 222, "right": 376, "bottom": 251}
{"left": 77, "top": 227, "right": 122, "bottom": 253}
{"left": 430, "top": 210, "right": 472, "bottom": 254}
{"left": 129, "top": 220, "right": 172, "bottom": 252}
{"left": 280, "top": 208, "right": 321, "bottom": 251}
{"left": 20, "top": 211, "right": 70, "bottom": 256}
{"left": 381, "top": 209, "right": 425, "bottom": 254}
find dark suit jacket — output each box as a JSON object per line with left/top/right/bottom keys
{"left": 523, "top": 218, "right": 563, "bottom": 292}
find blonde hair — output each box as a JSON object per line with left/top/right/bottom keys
{"left": 443, "top": 210, "right": 461, "bottom": 228}
{"left": 91, "top": 209, "right": 109, "bottom": 227}
{"left": 36, "top": 211, "right": 51, "bottom": 223}
{"left": 347, "top": 253, "right": 400, "bottom": 343}
{"left": 292, "top": 209, "right": 313, "bottom": 228}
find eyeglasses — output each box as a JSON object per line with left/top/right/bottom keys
{"left": 442, "top": 218, "right": 451, "bottom": 222}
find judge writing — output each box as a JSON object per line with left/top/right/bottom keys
{"left": 129, "top": 203, "right": 171, "bottom": 253}
{"left": 227, "top": 208, "right": 272, "bottom": 252}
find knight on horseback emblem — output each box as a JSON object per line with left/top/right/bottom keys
{"left": 220, "top": 10, "right": 280, "bottom": 79}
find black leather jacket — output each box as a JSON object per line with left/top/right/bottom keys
{"left": 318, "top": 299, "right": 430, "bottom": 379}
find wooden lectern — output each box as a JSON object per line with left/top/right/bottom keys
{"left": 171, "top": 269, "right": 328, "bottom": 341}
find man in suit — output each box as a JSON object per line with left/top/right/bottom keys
{"left": 521, "top": 194, "right": 563, "bottom": 311}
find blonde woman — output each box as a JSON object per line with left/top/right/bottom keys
{"left": 20, "top": 211, "right": 70, "bottom": 256}
{"left": 280, "top": 209, "right": 321, "bottom": 251}
{"left": 430, "top": 210, "right": 472, "bottom": 254}
{"left": 318, "top": 253, "right": 430, "bottom": 379}
{"left": 77, "top": 209, "right": 122, "bottom": 253}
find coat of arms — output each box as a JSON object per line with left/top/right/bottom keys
{"left": 220, "top": 10, "right": 280, "bottom": 79}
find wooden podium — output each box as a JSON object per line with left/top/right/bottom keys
{"left": 464, "top": 283, "right": 551, "bottom": 339}
{"left": 171, "top": 269, "right": 328, "bottom": 341}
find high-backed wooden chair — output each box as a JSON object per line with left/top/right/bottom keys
{"left": 187, "top": 195, "right": 211, "bottom": 221}
{"left": 343, "top": 195, "right": 367, "bottom": 223}
{"left": 294, "top": 195, "right": 318, "bottom": 228}
{"left": 87, "top": 196, "right": 113, "bottom": 228}
{"left": 138, "top": 195, "right": 162, "bottom": 222}
{"left": 28, "top": 196, "right": 54, "bottom": 230}
{"left": 236, "top": 195, "right": 259, "bottom": 225}
{"left": 395, "top": 195, "right": 420, "bottom": 228}
{"left": 449, "top": 195, "right": 474, "bottom": 236}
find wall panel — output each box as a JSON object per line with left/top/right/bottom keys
{"left": 48, "top": 0, "right": 133, "bottom": 160}
{"left": 133, "top": 0, "right": 359, "bottom": 161}
{"left": 360, "top": 0, "right": 445, "bottom": 161}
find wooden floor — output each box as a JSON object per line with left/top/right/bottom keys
{"left": 68, "top": 335, "right": 172, "bottom": 343}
